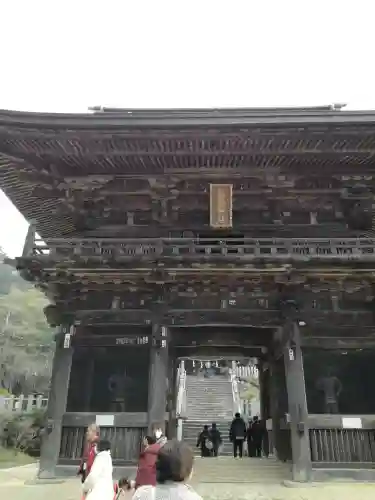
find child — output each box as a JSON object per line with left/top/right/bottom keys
{"left": 114, "top": 477, "right": 134, "bottom": 500}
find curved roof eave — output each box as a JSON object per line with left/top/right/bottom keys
{"left": 1, "top": 106, "right": 375, "bottom": 131}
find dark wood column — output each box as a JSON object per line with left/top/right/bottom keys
{"left": 148, "top": 324, "right": 169, "bottom": 433}
{"left": 269, "top": 356, "right": 288, "bottom": 461}
{"left": 258, "top": 361, "right": 270, "bottom": 456}
{"left": 259, "top": 361, "right": 270, "bottom": 420}
{"left": 38, "top": 327, "right": 73, "bottom": 479}
{"left": 283, "top": 321, "right": 312, "bottom": 482}
{"left": 83, "top": 356, "right": 95, "bottom": 411}
{"left": 167, "top": 353, "right": 177, "bottom": 439}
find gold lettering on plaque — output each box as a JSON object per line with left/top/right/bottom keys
{"left": 210, "top": 184, "right": 233, "bottom": 228}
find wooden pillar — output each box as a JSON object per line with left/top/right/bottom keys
{"left": 83, "top": 355, "right": 95, "bottom": 412}
{"left": 148, "top": 324, "right": 169, "bottom": 434}
{"left": 259, "top": 362, "right": 270, "bottom": 456}
{"left": 38, "top": 327, "right": 73, "bottom": 479}
{"left": 258, "top": 361, "right": 270, "bottom": 420}
{"left": 167, "top": 353, "right": 177, "bottom": 439}
{"left": 269, "top": 357, "right": 285, "bottom": 461}
{"left": 283, "top": 321, "right": 312, "bottom": 482}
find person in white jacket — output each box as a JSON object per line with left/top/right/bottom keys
{"left": 83, "top": 439, "right": 113, "bottom": 500}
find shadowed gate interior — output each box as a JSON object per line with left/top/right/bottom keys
{"left": 61, "top": 325, "right": 281, "bottom": 463}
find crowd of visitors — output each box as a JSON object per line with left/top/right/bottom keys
{"left": 78, "top": 413, "right": 266, "bottom": 500}
{"left": 230, "top": 413, "right": 266, "bottom": 458}
{"left": 197, "top": 413, "right": 267, "bottom": 458}
{"left": 79, "top": 424, "right": 201, "bottom": 500}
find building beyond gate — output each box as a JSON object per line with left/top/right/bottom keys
{"left": 1, "top": 106, "right": 375, "bottom": 481}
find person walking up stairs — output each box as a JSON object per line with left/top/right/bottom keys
{"left": 229, "top": 413, "right": 246, "bottom": 458}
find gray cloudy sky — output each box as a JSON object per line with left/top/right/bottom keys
{"left": 0, "top": 0, "right": 374, "bottom": 255}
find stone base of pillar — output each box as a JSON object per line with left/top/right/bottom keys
{"left": 25, "top": 467, "right": 65, "bottom": 485}
{"left": 26, "top": 478, "right": 66, "bottom": 485}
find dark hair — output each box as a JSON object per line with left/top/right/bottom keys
{"left": 145, "top": 435, "right": 157, "bottom": 445}
{"left": 97, "top": 439, "right": 111, "bottom": 452}
{"left": 152, "top": 422, "right": 165, "bottom": 432}
{"left": 118, "top": 477, "right": 132, "bottom": 490}
{"left": 203, "top": 425, "right": 209, "bottom": 430}
{"left": 211, "top": 423, "right": 216, "bottom": 429}
{"left": 235, "top": 412, "right": 240, "bottom": 418}
{"left": 156, "top": 440, "right": 194, "bottom": 484}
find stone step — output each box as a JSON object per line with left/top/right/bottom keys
{"left": 186, "top": 411, "right": 232, "bottom": 414}
{"left": 186, "top": 398, "right": 233, "bottom": 402}
{"left": 186, "top": 410, "right": 234, "bottom": 413}
{"left": 187, "top": 384, "right": 232, "bottom": 387}
{"left": 189, "top": 456, "right": 291, "bottom": 483}
{"left": 187, "top": 398, "right": 233, "bottom": 401}
{"left": 186, "top": 396, "right": 233, "bottom": 399}
{"left": 187, "top": 387, "right": 233, "bottom": 390}
{"left": 187, "top": 391, "right": 232, "bottom": 394}
{"left": 187, "top": 396, "right": 232, "bottom": 400}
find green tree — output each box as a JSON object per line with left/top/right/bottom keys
{"left": 239, "top": 375, "right": 260, "bottom": 401}
{"left": 0, "top": 249, "right": 29, "bottom": 295}
{"left": 0, "top": 257, "right": 53, "bottom": 395}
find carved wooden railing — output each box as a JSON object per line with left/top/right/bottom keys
{"left": 309, "top": 428, "right": 375, "bottom": 464}
{"left": 60, "top": 425, "right": 146, "bottom": 463}
{"left": 29, "top": 237, "right": 375, "bottom": 261}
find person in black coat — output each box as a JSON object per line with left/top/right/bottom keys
{"left": 209, "top": 423, "right": 222, "bottom": 457}
{"left": 251, "top": 416, "right": 265, "bottom": 458}
{"left": 229, "top": 413, "right": 246, "bottom": 458}
{"left": 196, "top": 425, "right": 211, "bottom": 457}
{"left": 246, "top": 419, "right": 255, "bottom": 457}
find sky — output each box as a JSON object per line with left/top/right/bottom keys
{"left": 0, "top": 0, "right": 374, "bottom": 256}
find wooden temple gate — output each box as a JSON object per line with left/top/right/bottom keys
{"left": 1, "top": 106, "right": 375, "bottom": 480}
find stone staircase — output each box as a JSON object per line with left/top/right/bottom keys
{"left": 182, "top": 374, "right": 236, "bottom": 456}
{"left": 185, "top": 374, "right": 235, "bottom": 420}
{"left": 189, "top": 456, "right": 291, "bottom": 484}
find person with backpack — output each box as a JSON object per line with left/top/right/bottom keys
{"left": 196, "top": 425, "right": 211, "bottom": 457}
{"left": 209, "top": 423, "right": 222, "bottom": 457}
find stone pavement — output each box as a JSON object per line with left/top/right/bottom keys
{"left": 2, "top": 463, "right": 375, "bottom": 500}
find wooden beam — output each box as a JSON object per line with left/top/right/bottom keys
{"left": 301, "top": 337, "right": 375, "bottom": 349}
{"left": 22, "top": 221, "right": 36, "bottom": 257}
{"left": 62, "top": 412, "right": 148, "bottom": 428}
{"left": 174, "top": 346, "right": 264, "bottom": 358}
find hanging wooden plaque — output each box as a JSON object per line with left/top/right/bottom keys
{"left": 210, "top": 184, "right": 233, "bottom": 228}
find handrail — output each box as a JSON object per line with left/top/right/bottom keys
{"left": 230, "top": 362, "right": 242, "bottom": 415}
{"left": 176, "top": 361, "right": 186, "bottom": 418}
{"left": 35, "top": 236, "right": 375, "bottom": 244}
{"left": 0, "top": 394, "right": 48, "bottom": 412}
{"left": 29, "top": 237, "right": 375, "bottom": 261}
